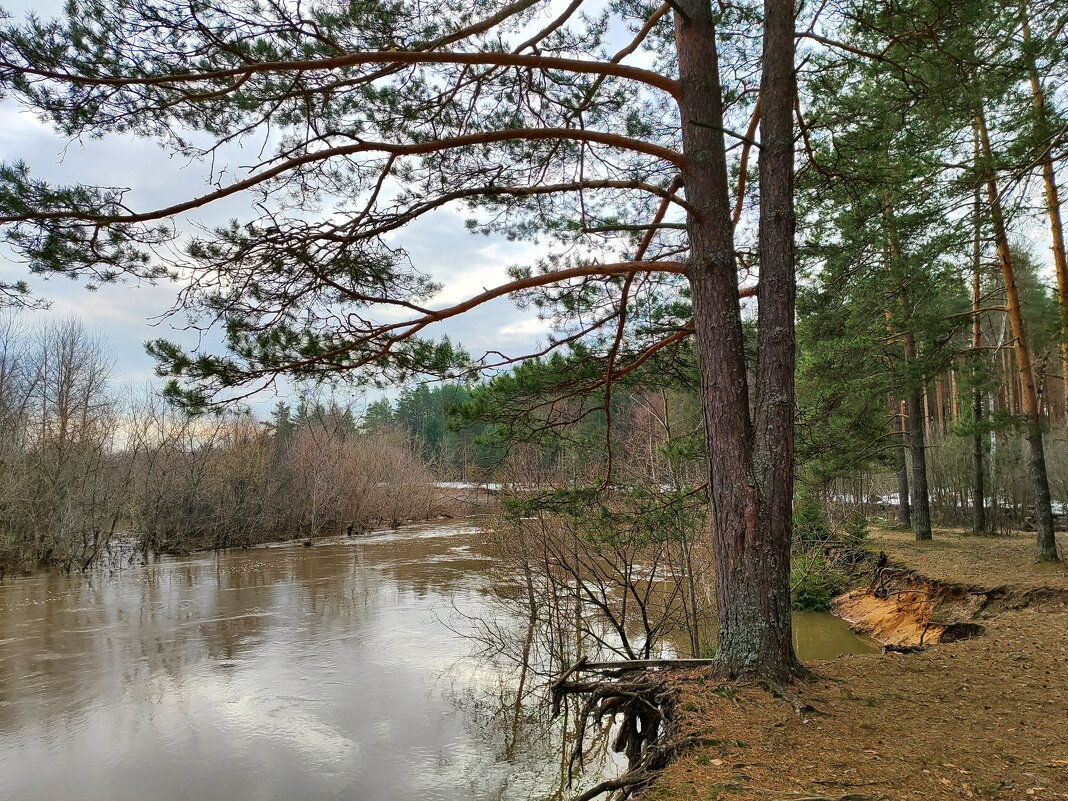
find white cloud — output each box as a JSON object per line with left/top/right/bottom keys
{"left": 0, "top": 82, "right": 559, "bottom": 403}
{"left": 498, "top": 316, "right": 552, "bottom": 339}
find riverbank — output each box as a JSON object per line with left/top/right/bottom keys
{"left": 650, "top": 527, "right": 1068, "bottom": 800}
{"left": 0, "top": 484, "right": 493, "bottom": 579}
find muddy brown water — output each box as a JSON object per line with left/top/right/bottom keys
{"left": 792, "top": 610, "right": 880, "bottom": 660}
{"left": 0, "top": 520, "right": 876, "bottom": 800}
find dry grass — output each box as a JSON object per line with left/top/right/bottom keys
{"left": 651, "top": 528, "right": 1068, "bottom": 801}
{"left": 866, "top": 526, "right": 1068, "bottom": 590}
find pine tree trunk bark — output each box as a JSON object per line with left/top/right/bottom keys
{"left": 903, "top": 349, "right": 933, "bottom": 541}
{"left": 675, "top": 0, "right": 802, "bottom": 680}
{"left": 923, "top": 386, "right": 932, "bottom": 440}
{"left": 892, "top": 399, "right": 912, "bottom": 527}
{"left": 750, "top": 0, "right": 800, "bottom": 679}
{"left": 977, "top": 109, "right": 1059, "bottom": 562}
{"left": 949, "top": 369, "right": 958, "bottom": 424}
{"left": 972, "top": 386, "right": 986, "bottom": 533}
{"left": 887, "top": 219, "right": 932, "bottom": 541}
{"left": 935, "top": 379, "right": 945, "bottom": 434}
{"left": 972, "top": 174, "right": 987, "bottom": 534}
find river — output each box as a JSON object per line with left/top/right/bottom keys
{"left": 0, "top": 519, "right": 875, "bottom": 800}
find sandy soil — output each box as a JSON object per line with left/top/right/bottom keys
{"left": 650, "top": 528, "right": 1068, "bottom": 801}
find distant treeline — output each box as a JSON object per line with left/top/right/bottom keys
{"left": 360, "top": 384, "right": 499, "bottom": 478}
{"left": 6, "top": 287, "right": 1068, "bottom": 580}
{"left": 0, "top": 316, "right": 449, "bottom": 577}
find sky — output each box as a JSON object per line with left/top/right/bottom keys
{"left": 0, "top": 96, "right": 553, "bottom": 410}
{"left": 0, "top": 0, "right": 659, "bottom": 414}
{"left": 0, "top": 0, "right": 642, "bottom": 412}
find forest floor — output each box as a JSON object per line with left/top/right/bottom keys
{"left": 650, "top": 527, "right": 1068, "bottom": 801}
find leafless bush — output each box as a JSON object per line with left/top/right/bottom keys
{"left": 923, "top": 427, "right": 1065, "bottom": 530}
{"left": 122, "top": 397, "right": 451, "bottom": 553}
{"left": 832, "top": 424, "right": 1068, "bottom": 533}
{"left": 0, "top": 317, "right": 124, "bottom": 574}
{"left": 0, "top": 317, "right": 452, "bottom": 575}
{"left": 474, "top": 493, "right": 713, "bottom": 693}
{"left": 611, "top": 389, "right": 706, "bottom": 490}
{"left": 278, "top": 412, "right": 444, "bottom": 535}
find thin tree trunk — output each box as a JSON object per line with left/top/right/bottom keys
{"left": 904, "top": 362, "right": 933, "bottom": 541}
{"left": 680, "top": 533, "right": 701, "bottom": 658}
{"left": 1009, "top": 349, "right": 1020, "bottom": 416}
{"left": 676, "top": 0, "right": 801, "bottom": 680}
{"left": 972, "top": 158, "right": 987, "bottom": 534}
{"left": 1021, "top": 4, "right": 1068, "bottom": 412}
{"left": 892, "top": 398, "right": 912, "bottom": 527}
{"left": 977, "top": 108, "right": 1059, "bottom": 562}
{"left": 886, "top": 215, "right": 932, "bottom": 541}
{"left": 935, "top": 379, "right": 944, "bottom": 434}
{"left": 1001, "top": 348, "right": 1013, "bottom": 415}
{"left": 972, "top": 381, "right": 987, "bottom": 537}
{"left": 949, "top": 369, "right": 958, "bottom": 424}
{"left": 923, "top": 385, "right": 932, "bottom": 440}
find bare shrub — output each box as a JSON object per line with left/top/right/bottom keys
{"left": 477, "top": 492, "right": 713, "bottom": 689}
{"left": 0, "top": 318, "right": 124, "bottom": 574}
{"left": 1, "top": 322, "right": 451, "bottom": 574}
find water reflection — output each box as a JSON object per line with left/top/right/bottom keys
{"left": 792, "top": 610, "right": 880, "bottom": 661}
{"left": 0, "top": 520, "right": 877, "bottom": 801}
{"left": 0, "top": 520, "right": 612, "bottom": 801}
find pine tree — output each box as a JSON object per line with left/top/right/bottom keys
{"left": 0, "top": 0, "right": 806, "bottom": 678}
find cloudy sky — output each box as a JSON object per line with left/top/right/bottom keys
{"left": 0, "top": 85, "right": 553, "bottom": 409}
{"left": 0, "top": 0, "right": 579, "bottom": 413}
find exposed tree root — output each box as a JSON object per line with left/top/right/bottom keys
{"left": 553, "top": 664, "right": 691, "bottom": 800}
{"left": 761, "top": 680, "right": 819, "bottom": 721}
{"left": 553, "top": 660, "right": 817, "bottom": 800}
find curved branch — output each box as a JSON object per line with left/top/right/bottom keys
{"left": 796, "top": 31, "right": 911, "bottom": 77}
{"left": 1, "top": 129, "right": 685, "bottom": 226}
{"left": 3, "top": 49, "right": 679, "bottom": 97}
{"left": 600, "top": 174, "right": 683, "bottom": 484}
{"left": 732, "top": 98, "right": 760, "bottom": 228}
{"left": 356, "top": 178, "right": 693, "bottom": 239}
{"left": 512, "top": 0, "right": 586, "bottom": 53}
{"left": 388, "top": 260, "right": 685, "bottom": 339}
{"left": 239, "top": 261, "right": 688, "bottom": 377}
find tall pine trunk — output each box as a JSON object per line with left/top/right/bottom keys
{"left": 972, "top": 383, "right": 986, "bottom": 533}
{"left": 971, "top": 146, "right": 987, "bottom": 534}
{"left": 891, "top": 399, "right": 912, "bottom": 527}
{"left": 977, "top": 109, "right": 1059, "bottom": 562}
{"left": 886, "top": 207, "right": 932, "bottom": 542}
{"left": 676, "top": 0, "right": 802, "bottom": 681}
{"left": 903, "top": 354, "right": 933, "bottom": 541}
{"left": 1021, "top": 4, "right": 1068, "bottom": 412}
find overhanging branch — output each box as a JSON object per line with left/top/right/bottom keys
{"left": 1, "top": 129, "right": 685, "bottom": 226}
{"left": 3, "top": 49, "right": 679, "bottom": 97}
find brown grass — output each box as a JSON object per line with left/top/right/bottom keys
{"left": 650, "top": 527, "right": 1068, "bottom": 800}
{"left": 865, "top": 526, "right": 1068, "bottom": 590}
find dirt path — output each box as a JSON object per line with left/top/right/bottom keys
{"left": 651, "top": 528, "right": 1068, "bottom": 800}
